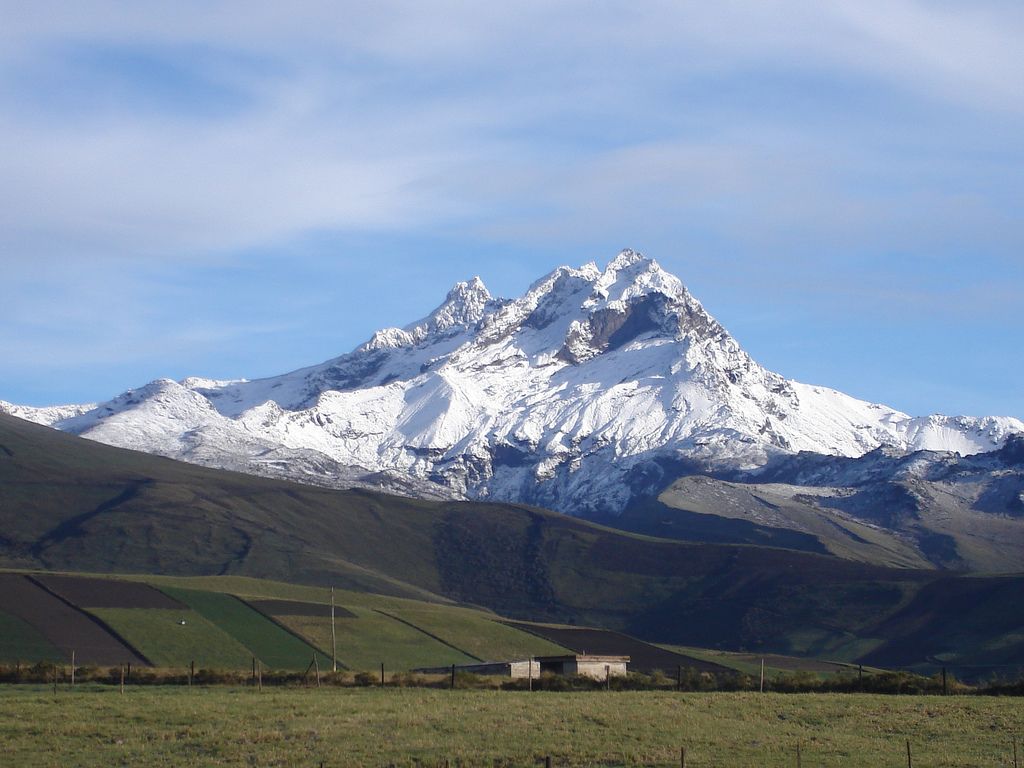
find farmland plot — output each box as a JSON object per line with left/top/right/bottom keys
{"left": 268, "top": 605, "right": 476, "bottom": 671}
{"left": 0, "top": 575, "right": 147, "bottom": 666}
{"left": 162, "top": 587, "right": 329, "bottom": 670}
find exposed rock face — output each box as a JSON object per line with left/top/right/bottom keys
{"left": 4, "top": 249, "right": 1022, "bottom": 517}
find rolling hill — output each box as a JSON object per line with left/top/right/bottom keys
{"left": 2, "top": 411, "right": 1023, "bottom": 675}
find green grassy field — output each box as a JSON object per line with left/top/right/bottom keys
{"left": 160, "top": 588, "right": 329, "bottom": 670}
{"left": 88, "top": 609, "right": 255, "bottom": 669}
{"left": 0, "top": 611, "right": 63, "bottom": 664}
{"left": 1, "top": 687, "right": 1021, "bottom": 767}
{"left": 137, "top": 574, "right": 568, "bottom": 669}
{"left": 275, "top": 607, "right": 477, "bottom": 671}
{"left": 387, "top": 605, "right": 570, "bottom": 661}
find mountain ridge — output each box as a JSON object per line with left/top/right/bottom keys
{"left": 3, "top": 249, "right": 1021, "bottom": 518}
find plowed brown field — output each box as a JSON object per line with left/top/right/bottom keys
{"left": 35, "top": 574, "right": 185, "bottom": 609}
{"left": 0, "top": 575, "right": 149, "bottom": 665}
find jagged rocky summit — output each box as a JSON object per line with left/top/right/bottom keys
{"left": 4, "top": 250, "right": 1022, "bottom": 516}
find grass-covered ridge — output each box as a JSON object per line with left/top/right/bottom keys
{"left": 3, "top": 412, "right": 1024, "bottom": 674}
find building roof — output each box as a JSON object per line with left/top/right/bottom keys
{"left": 535, "top": 654, "right": 630, "bottom": 663}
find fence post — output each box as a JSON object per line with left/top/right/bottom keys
{"left": 1013, "top": 735, "right": 1018, "bottom": 768}
{"left": 71, "top": 650, "right": 75, "bottom": 687}
{"left": 381, "top": 662, "right": 385, "bottom": 687}
{"left": 314, "top": 654, "right": 321, "bottom": 688}
{"left": 450, "top": 663, "right": 456, "bottom": 690}
{"left": 796, "top": 742, "right": 802, "bottom": 768}
{"left": 258, "top": 661, "right": 263, "bottom": 692}
{"left": 906, "top": 739, "right": 912, "bottom": 768}
{"left": 119, "top": 664, "right": 125, "bottom": 695}
{"left": 680, "top": 746, "right": 686, "bottom": 768}
{"left": 760, "top": 658, "right": 765, "bottom": 693}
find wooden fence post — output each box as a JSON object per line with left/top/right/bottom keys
{"left": 796, "top": 742, "right": 802, "bottom": 768}
{"left": 450, "top": 663, "right": 456, "bottom": 690}
{"left": 381, "top": 662, "right": 385, "bottom": 687}
{"left": 677, "top": 665, "right": 682, "bottom": 691}
{"left": 52, "top": 663, "right": 57, "bottom": 695}
{"left": 906, "top": 739, "right": 912, "bottom": 768}
{"left": 258, "top": 661, "right": 263, "bottom": 692}
{"left": 189, "top": 660, "right": 194, "bottom": 689}
{"left": 1013, "top": 735, "right": 1018, "bottom": 768}
{"left": 942, "top": 667, "right": 948, "bottom": 696}
{"left": 119, "top": 664, "right": 125, "bottom": 695}
{"left": 314, "top": 654, "right": 321, "bottom": 688}
{"left": 680, "top": 746, "right": 686, "bottom": 768}
{"left": 760, "top": 658, "right": 765, "bottom": 693}
{"left": 71, "top": 651, "right": 75, "bottom": 687}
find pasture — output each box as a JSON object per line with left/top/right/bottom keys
{"left": 1, "top": 687, "right": 1021, "bottom": 767}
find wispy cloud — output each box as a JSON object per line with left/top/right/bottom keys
{"left": 0, "top": 2, "right": 1021, "bottom": 415}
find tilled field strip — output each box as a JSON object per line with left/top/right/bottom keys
{"left": 34, "top": 574, "right": 186, "bottom": 609}
{"left": 0, "top": 574, "right": 149, "bottom": 666}
{"left": 505, "top": 622, "right": 732, "bottom": 674}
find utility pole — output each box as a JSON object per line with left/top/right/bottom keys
{"left": 331, "top": 586, "right": 338, "bottom": 673}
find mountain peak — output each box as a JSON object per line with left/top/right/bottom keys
{"left": 593, "top": 248, "right": 685, "bottom": 304}
{"left": 359, "top": 276, "right": 495, "bottom": 352}
{"left": 424, "top": 276, "right": 494, "bottom": 334}
{"left": 606, "top": 247, "right": 651, "bottom": 271}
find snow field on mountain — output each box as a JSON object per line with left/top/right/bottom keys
{"left": 5, "top": 249, "right": 1021, "bottom": 514}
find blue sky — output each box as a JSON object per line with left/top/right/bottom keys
{"left": 1, "top": 1, "right": 1022, "bottom": 418}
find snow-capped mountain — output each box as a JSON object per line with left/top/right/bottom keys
{"left": 5, "top": 250, "right": 1022, "bottom": 516}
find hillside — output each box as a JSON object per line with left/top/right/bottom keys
{"left": 2, "top": 412, "right": 1024, "bottom": 674}
{"left": 610, "top": 437, "right": 1024, "bottom": 572}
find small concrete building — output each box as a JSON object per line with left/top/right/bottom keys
{"left": 535, "top": 654, "right": 630, "bottom": 679}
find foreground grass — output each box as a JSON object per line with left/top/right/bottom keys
{"left": 2, "top": 687, "right": 1022, "bottom": 767}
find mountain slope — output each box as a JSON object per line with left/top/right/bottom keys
{"left": 5, "top": 249, "right": 1020, "bottom": 519}
{"left": 614, "top": 436, "right": 1024, "bottom": 572}
{"left": 3, "top": 411, "right": 1024, "bottom": 674}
